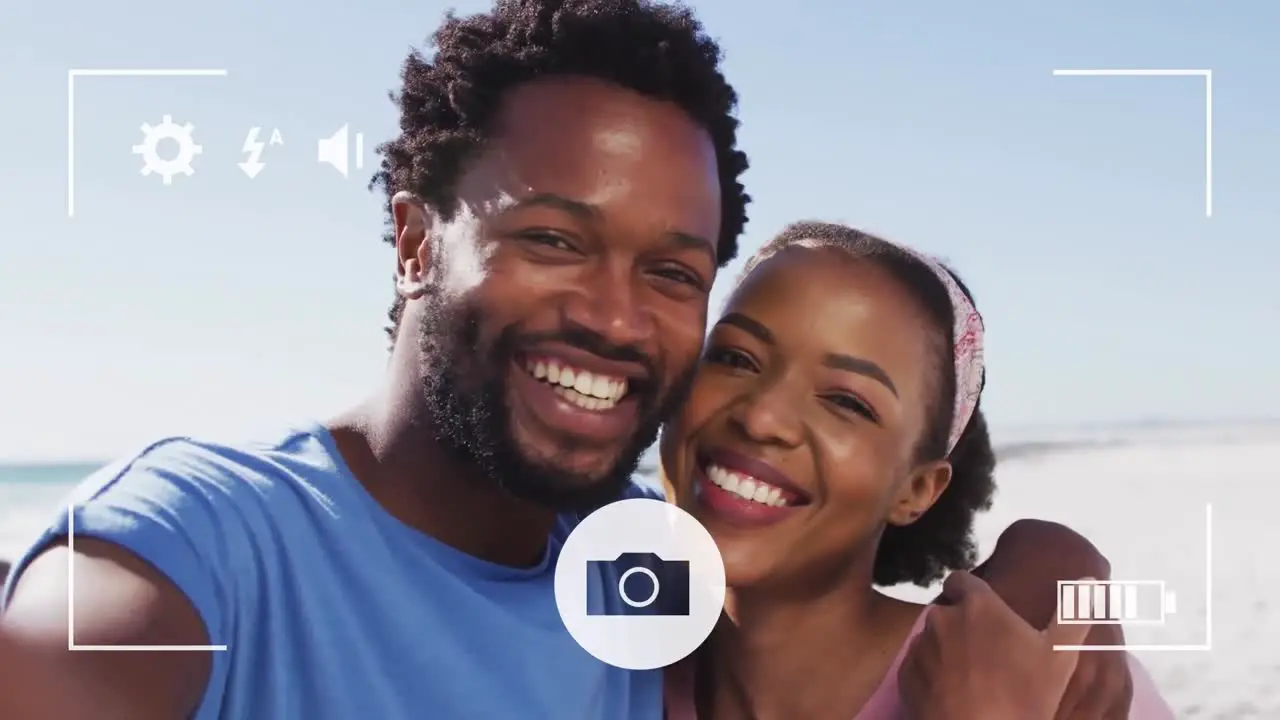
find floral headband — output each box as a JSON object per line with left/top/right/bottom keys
{"left": 896, "top": 247, "right": 986, "bottom": 455}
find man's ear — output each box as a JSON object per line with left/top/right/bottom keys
{"left": 886, "top": 460, "right": 951, "bottom": 527}
{"left": 392, "top": 191, "right": 431, "bottom": 299}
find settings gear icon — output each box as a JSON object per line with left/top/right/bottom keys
{"left": 132, "top": 114, "right": 202, "bottom": 185}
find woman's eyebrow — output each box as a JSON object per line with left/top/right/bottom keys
{"left": 715, "top": 312, "right": 774, "bottom": 344}
{"left": 822, "top": 353, "right": 897, "bottom": 396}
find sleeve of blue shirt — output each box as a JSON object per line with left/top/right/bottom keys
{"left": 1, "top": 438, "right": 241, "bottom": 701}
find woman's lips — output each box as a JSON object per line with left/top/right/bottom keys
{"left": 693, "top": 464, "right": 804, "bottom": 528}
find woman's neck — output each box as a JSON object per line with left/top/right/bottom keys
{"left": 703, "top": 573, "right": 922, "bottom": 720}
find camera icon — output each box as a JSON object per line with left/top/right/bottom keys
{"left": 554, "top": 497, "right": 726, "bottom": 670}
{"left": 587, "top": 552, "right": 690, "bottom": 616}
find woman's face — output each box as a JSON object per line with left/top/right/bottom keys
{"left": 661, "top": 246, "right": 952, "bottom": 590}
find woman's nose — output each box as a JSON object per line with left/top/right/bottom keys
{"left": 727, "top": 379, "right": 803, "bottom": 449}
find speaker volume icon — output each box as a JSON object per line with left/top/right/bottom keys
{"left": 317, "top": 123, "right": 365, "bottom": 178}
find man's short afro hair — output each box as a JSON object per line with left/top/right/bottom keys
{"left": 369, "top": 0, "right": 751, "bottom": 338}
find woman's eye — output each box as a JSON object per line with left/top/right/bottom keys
{"left": 705, "top": 346, "right": 757, "bottom": 371}
{"left": 824, "top": 393, "right": 878, "bottom": 422}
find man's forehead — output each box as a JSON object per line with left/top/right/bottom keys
{"left": 462, "top": 77, "right": 717, "bottom": 197}
{"left": 491, "top": 77, "right": 700, "bottom": 145}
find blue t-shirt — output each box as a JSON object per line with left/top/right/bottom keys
{"left": 2, "top": 424, "right": 665, "bottom": 719}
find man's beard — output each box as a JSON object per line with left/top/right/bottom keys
{"left": 416, "top": 292, "right": 697, "bottom": 514}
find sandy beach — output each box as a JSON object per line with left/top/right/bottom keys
{"left": 885, "top": 423, "right": 1278, "bottom": 718}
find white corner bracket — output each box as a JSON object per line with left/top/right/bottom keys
{"left": 66, "top": 68, "right": 229, "bottom": 218}
{"left": 66, "top": 503, "right": 228, "bottom": 651}
{"left": 1052, "top": 68, "right": 1213, "bottom": 218}
{"left": 1053, "top": 503, "right": 1212, "bottom": 653}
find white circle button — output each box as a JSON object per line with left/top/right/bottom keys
{"left": 554, "top": 497, "right": 726, "bottom": 670}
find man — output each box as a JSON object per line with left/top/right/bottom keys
{"left": 0, "top": 1, "right": 1129, "bottom": 718}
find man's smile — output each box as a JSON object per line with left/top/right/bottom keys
{"left": 509, "top": 352, "right": 644, "bottom": 444}
{"left": 523, "top": 355, "right": 630, "bottom": 410}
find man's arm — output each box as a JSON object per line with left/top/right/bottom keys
{"left": 965, "top": 519, "right": 1136, "bottom": 719}
{"left": 0, "top": 537, "right": 211, "bottom": 718}
{"left": 970, "top": 518, "right": 1111, "bottom": 627}
{"left": 0, "top": 440, "right": 256, "bottom": 719}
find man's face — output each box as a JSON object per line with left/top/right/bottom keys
{"left": 395, "top": 77, "right": 722, "bottom": 512}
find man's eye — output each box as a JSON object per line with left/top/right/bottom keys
{"left": 653, "top": 266, "right": 705, "bottom": 289}
{"left": 521, "top": 231, "right": 577, "bottom": 252}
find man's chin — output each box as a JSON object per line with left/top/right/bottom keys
{"left": 503, "top": 468, "right": 634, "bottom": 514}
{"left": 501, "top": 440, "right": 640, "bottom": 512}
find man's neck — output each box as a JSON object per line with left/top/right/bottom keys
{"left": 704, "top": 563, "right": 918, "bottom": 720}
{"left": 327, "top": 351, "right": 558, "bottom": 568}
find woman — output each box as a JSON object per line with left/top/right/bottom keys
{"left": 659, "top": 222, "right": 1172, "bottom": 718}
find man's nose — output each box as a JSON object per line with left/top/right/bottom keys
{"left": 561, "top": 267, "right": 655, "bottom": 349}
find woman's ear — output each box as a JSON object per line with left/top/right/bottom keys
{"left": 886, "top": 460, "right": 951, "bottom": 527}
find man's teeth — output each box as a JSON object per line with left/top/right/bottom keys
{"left": 705, "top": 464, "right": 791, "bottom": 507}
{"left": 524, "top": 358, "right": 629, "bottom": 411}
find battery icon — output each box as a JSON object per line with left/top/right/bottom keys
{"left": 1057, "top": 580, "right": 1177, "bottom": 625}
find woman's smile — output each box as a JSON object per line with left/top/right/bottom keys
{"left": 691, "top": 446, "right": 812, "bottom": 527}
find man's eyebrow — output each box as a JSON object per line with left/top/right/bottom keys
{"left": 512, "top": 193, "right": 716, "bottom": 263}
{"left": 511, "top": 193, "right": 602, "bottom": 221}
{"left": 667, "top": 231, "right": 717, "bottom": 265}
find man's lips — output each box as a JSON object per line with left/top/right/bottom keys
{"left": 509, "top": 356, "right": 641, "bottom": 444}
{"left": 519, "top": 341, "right": 650, "bottom": 383}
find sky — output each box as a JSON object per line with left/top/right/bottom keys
{"left": 0, "top": 0, "right": 1277, "bottom": 462}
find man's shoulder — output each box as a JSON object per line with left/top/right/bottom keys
{"left": 3, "top": 423, "right": 350, "bottom": 609}
{"left": 10, "top": 422, "right": 350, "bottom": 579}
{"left": 71, "top": 423, "right": 343, "bottom": 506}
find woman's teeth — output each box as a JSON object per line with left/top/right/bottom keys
{"left": 705, "top": 464, "right": 791, "bottom": 507}
{"left": 524, "top": 358, "right": 629, "bottom": 412}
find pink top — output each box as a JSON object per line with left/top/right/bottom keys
{"left": 663, "top": 608, "right": 1175, "bottom": 719}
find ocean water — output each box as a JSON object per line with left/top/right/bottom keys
{"left": 0, "top": 462, "right": 102, "bottom": 560}
{"left": 1, "top": 424, "right": 1275, "bottom": 717}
